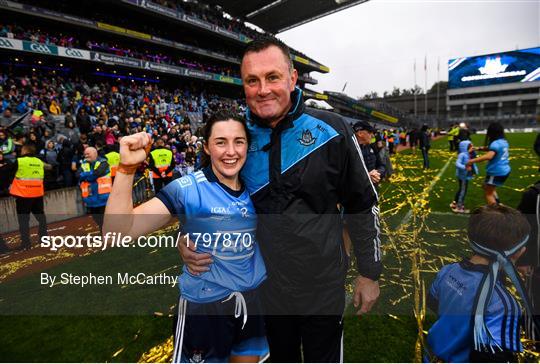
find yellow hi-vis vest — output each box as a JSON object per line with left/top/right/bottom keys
{"left": 150, "top": 148, "right": 173, "bottom": 178}
{"left": 80, "top": 160, "right": 112, "bottom": 198}
{"left": 10, "top": 156, "right": 45, "bottom": 198}
{"left": 105, "top": 151, "right": 120, "bottom": 177}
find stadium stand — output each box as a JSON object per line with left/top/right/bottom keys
{"left": 0, "top": 0, "right": 330, "bottom": 199}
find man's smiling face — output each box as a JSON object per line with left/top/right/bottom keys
{"left": 241, "top": 45, "right": 298, "bottom": 128}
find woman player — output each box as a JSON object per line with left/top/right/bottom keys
{"left": 103, "top": 112, "right": 268, "bottom": 363}
{"left": 467, "top": 122, "right": 511, "bottom": 205}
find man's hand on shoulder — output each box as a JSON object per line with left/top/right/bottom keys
{"left": 353, "top": 275, "right": 380, "bottom": 315}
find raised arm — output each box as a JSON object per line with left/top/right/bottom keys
{"left": 103, "top": 132, "right": 172, "bottom": 238}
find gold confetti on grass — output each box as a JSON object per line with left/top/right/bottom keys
{"left": 135, "top": 145, "right": 540, "bottom": 362}
{"left": 138, "top": 336, "right": 174, "bottom": 363}
{"left": 0, "top": 249, "right": 94, "bottom": 281}
{"left": 111, "top": 329, "right": 141, "bottom": 359}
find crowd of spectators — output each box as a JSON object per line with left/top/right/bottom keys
{"left": 0, "top": 23, "right": 79, "bottom": 48}
{"left": 159, "top": 0, "right": 312, "bottom": 60}
{"left": 0, "top": 71, "right": 245, "bottom": 196}
{"left": 13, "top": 0, "right": 313, "bottom": 64}
{"left": 154, "top": 0, "right": 264, "bottom": 40}
{"left": 86, "top": 40, "right": 239, "bottom": 77}
{"left": 0, "top": 23, "right": 239, "bottom": 77}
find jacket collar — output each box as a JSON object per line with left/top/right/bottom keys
{"left": 246, "top": 87, "right": 305, "bottom": 131}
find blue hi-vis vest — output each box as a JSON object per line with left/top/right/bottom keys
{"left": 157, "top": 167, "right": 266, "bottom": 303}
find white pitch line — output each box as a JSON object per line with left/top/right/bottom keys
{"left": 398, "top": 158, "right": 453, "bottom": 228}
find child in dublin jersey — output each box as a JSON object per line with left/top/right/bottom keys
{"left": 467, "top": 122, "right": 511, "bottom": 205}
{"left": 426, "top": 205, "right": 537, "bottom": 362}
{"left": 103, "top": 112, "right": 268, "bottom": 363}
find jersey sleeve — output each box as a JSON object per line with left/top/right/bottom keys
{"left": 488, "top": 140, "right": 500, "bottom": 154}
{"left": 156, "top": 176, "right": 190, "bottom": 216}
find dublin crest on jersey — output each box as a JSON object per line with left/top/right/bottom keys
{"left": 189, "top": 350, "right": 204, "bottom": 363}
{"left": 298, "top": 129, "right": 316, "bottom": 146}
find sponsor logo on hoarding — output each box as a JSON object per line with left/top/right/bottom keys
{"left": 143, "top": 62, "right": 182, "bottom": 75}
{"left": 217, "top": 75, "right": 234, "bottom": 84}
{"left": 187, "top": 70, "right": 212, "bottom": 80}
{"left": 25, "top": 42, "right": 57, "bottom": 55}
{"left": 2, "top": 0, "right": 24, "bottom": 9}
{"left": 153, "top": 36, "right": 174, "bottom": 46}
{"left": 0, "top": 37, "right": 15, "bottom": 49}
{"left": 216, "top": 27, "right": 240, "bottom": 40}
{"left": 186, "top": 16, "right": 213, "bottom": 30}
{"left": 64, "top": 48, "right": 86, "bottom": 59}
{"left": 91, "top": 53, "right": 140, "bottom": 67}
{"left": 142, "top": 0, "right": 178, "bottom": 18}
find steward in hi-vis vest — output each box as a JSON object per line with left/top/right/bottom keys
{"left": 149, "top": 139, "right": 175, "bottom": 193}
{"left": 10, "top": 154, "right": 44, "bottom": 198}
{"left": 105, "top": 145, "right": 120, "bottom": 179}
{"left": 79, "top": 147, "right": 111, "bottom": 232}
{"left": 7, "top": 144, "right": 48, "bottom": 250}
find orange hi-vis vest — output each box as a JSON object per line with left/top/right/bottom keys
{"left": 10, "top": 156, "right": 45, "bottom": 198}
{"left": 105, "top": 151, "right": 120, "bottom": 177}
{"left": 80, "top": 160, "right": 112, "bottom": 199}
{"left": 150, "top": 148, "right": 173, "bottom": 179}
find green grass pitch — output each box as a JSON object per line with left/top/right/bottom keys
{"left": 0, "top": 132, "right": 537, "bottom": 362}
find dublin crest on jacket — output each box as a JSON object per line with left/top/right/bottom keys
{"left": 298, "top": 129, "right": 316, "bottom": 146}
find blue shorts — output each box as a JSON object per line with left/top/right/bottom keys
{"left": 172, "top": 288, "right": 269, "bottom": 363}
{"left": 484, "top": 174, "right": 509, "bottom": 187}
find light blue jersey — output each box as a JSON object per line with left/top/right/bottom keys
{"left": 487, "top": 139, "right": 510, "bottom": 176}
{"left": 157, "top": 167, "right": 266, "bottom": 303}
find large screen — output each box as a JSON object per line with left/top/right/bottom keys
{"left": 448, "top": 46, "right": 540, "bottom": 89}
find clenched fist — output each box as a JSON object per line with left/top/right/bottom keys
{"left": 119, "top": 132, "right": 152, "bottom": 166}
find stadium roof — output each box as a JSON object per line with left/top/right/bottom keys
{"left": 206, "top": 0, "right": 370, "bottom": 33}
